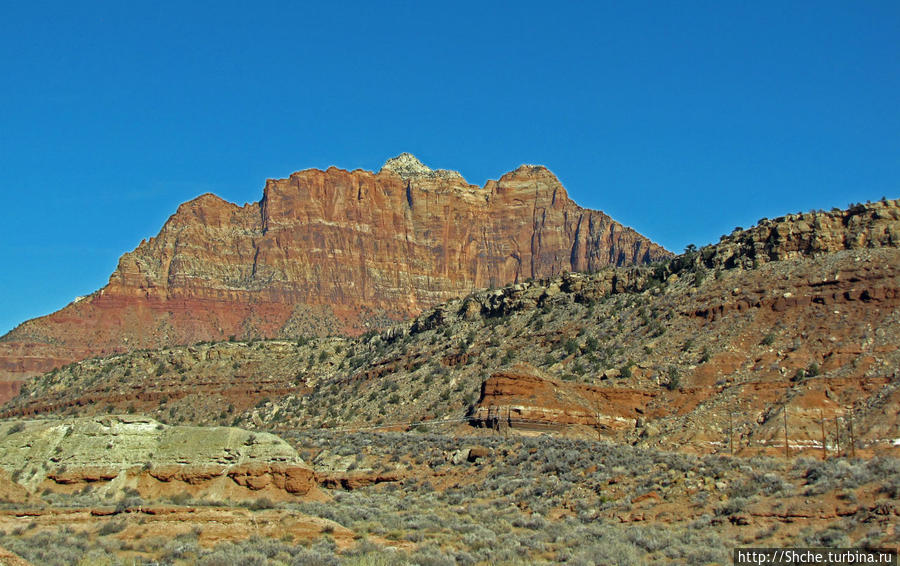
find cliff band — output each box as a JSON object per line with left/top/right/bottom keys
{"left": 0, "top": 154, "right": 669, "bottom": 396}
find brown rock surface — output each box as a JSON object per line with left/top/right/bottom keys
{"left": 0, "top": 154, "right": 669, "bottom": 399}
{"left": 471, "top": 365, "right": 656, "bottom": 433}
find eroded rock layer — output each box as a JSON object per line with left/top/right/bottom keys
{"left": 0, "top": 416, "right": 320, "bottom": 502}
{"left": 471, "top": 365, "right": 655, "bottom": 432}
{"left": 0, "top": 154, "right": 669, "bottom": 395}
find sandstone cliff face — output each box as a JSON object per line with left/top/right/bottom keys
{"left": 471, "top": 365, "right": 655, "bottom": 432}
{"left": 0, "top": 154, "right": 669, "bottom": 393}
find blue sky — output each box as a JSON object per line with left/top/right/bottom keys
{"left": 1, "top": 1, "right": 898, "bottom": 335}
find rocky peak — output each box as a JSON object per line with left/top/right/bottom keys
{"left": 0, "top": 156, "right": 669, "bottom": 397}
{"left": 380, "top": 152, "right": 464, "bottom": 181}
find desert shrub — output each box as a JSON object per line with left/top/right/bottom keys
{"left": 748, "top": 472, "right": 793, "bottom": 496}
{"left": 164, "top": 491, "right": 191, "bottom": 506}
{"left": 693, "top": 270, "right": 707, "bottom": 286}
{"left": 664, "top": 366, "right": 681, "bottom": 390}
{"left": 511, "top": 513, "right": 548, "bottom": 530}
{"left": 715, "top": 496, "right": 749, "bottom": 516}
{"left": 5, "top": 422, "right": 24, "bottom": 435}
{"left": 803, "top": 525, "right": 851, "bottom": 547}
{"left": 291, "top": 548, "right": 340, "bottom": 565}
{"left": 662, "top": 532, "right": 730, "bottom": 564}
{"left": 197, "top": 542, "right": 267, "bottom": 566}
{"left": 799, "top": 457, "right": 882, "bottom": 494}
{"left": 115, "top": 496, "right": 144, "bottom": 512}
{"left": 163, "top": 536, "right": 201, "bottom": 561}
{"left": 0, "top": 530, "right": 96, "bottom": 566}
{"left": 699, "top": 348, "right": 711, "bottom": 363}
{"left": 626, "top": 525, "right": 673, "bottom": 553}
{"left": 248, "top": 497, "right": 274, "bottom": 510}
{"left": 407, "top": 544, "right": 456, "bottom": 566}
{"left": 568, "top": 539, "right": 644, "bottom": 566}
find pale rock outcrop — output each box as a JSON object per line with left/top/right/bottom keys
{"left": 0, "top": 416, "right": 319, "bottom": 500}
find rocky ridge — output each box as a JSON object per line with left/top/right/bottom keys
{"left": 380, "top": 152, "right": 464, "bottom": 180}
{"left": 0, "top": 154, "right": 669, "bottom": 399}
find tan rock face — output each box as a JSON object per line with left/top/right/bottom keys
{"left": 0, "top": 155, "right": 669, "bottom": 395}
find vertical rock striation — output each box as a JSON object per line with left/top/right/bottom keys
{"left": 0, "top": 154, "right": 669, "bottom": 395}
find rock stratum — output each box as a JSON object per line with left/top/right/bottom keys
{"left": 0, "top": 415, "right": 320, "bottom": 502}
{"left": 0, "top": 154, "right": 669, "bottom": 398}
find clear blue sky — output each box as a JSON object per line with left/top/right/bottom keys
{"left": 1, "top": 1, "right": 898, "bottom": 335}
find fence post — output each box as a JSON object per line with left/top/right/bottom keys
{"left": 783, "top": 405, "right": 789, "bottom": 461}
{"left": 504, "top": 406, "right": 509, "bottom": 438}
{"left": 728, "top": 411, "right": 734, "bottom": 457}
{"left": 820, "top": 409, "right": 827, "bottom": 460}
{"left": 834, "top": 416, "right": 841, "bottom": 457}
{"left": 848, "top": 410, "right": 856, "bottom": 459}
{"left": 488, "top": 405, "right": 496, "bottom": 435}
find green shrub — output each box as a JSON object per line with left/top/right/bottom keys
{"left": 665, "top": 367, "right": 681, "bottom": 391}
{"left": 699, "top": 348, "right": 711, "bottom": 363}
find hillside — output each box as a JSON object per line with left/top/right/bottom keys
{"left": 0, "top": 154, "right": 668, "bottom": 400}
{"left": 6, "top": 199, "right": 898, "bottom": 459}
{"left": 0, "top": 199, "right": 898, "bottom": 564}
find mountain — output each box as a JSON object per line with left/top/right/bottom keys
{"left": 0, "top": 154, "right": 669, "bottom": 400}
{"left": 7, "top": 200, "right": 898, "bottom": 459}
{"left": 2, "top": 199, "right": 897, "bottom": 564}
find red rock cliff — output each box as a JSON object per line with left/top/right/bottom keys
{"left": 0, "top": 154, "right": 669, "bottom": 393}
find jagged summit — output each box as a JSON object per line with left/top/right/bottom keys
{"left": 380, "top": 153, "right": 464, "bottom": 181}
{"left": 0, "top": 156, "right": 670, "bottom": 397}
{"left": 381, "top": 153, "right": 430, "bottom": 176}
